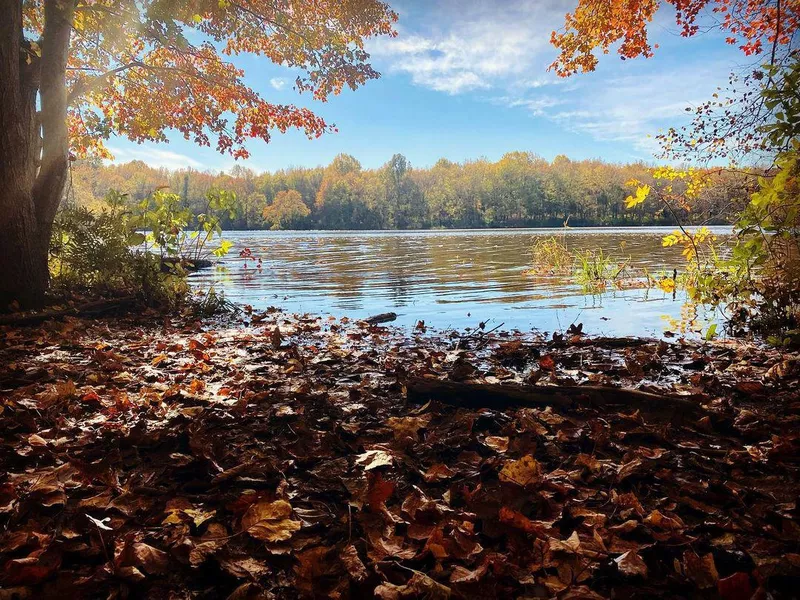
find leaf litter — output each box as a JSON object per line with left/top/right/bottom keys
{"left": 0, "top": 310, "right": 799, "bottom": 598}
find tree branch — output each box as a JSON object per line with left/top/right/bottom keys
{"left": 67, "top": 61, "right": 143, "bottom": 105}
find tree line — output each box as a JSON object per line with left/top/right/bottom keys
{"left": 68, "top": 152, "right": 752, "bottom": 230}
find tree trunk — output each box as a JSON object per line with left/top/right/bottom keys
{"left": 0, "top": 0, "right": 73, "bottom": 310}
{"left": 0, "top": 184, "right": 47, "bottom": 310}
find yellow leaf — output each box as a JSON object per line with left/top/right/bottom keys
{"left": 625, "top": 184, "right": 650, "bottom": 209}
{"left": 658, "top": 278, "right": 676, "bottom": 293}
{"left": 499, "top": 455, "right": 542, "bottom": 487}
{"left": 240, "top": 500, "right": 301, "bottom": 542}
{"left": 662, "top": 234, "right": 679, "bottom": 247}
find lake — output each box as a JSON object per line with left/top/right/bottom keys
{"left": 190, "top": 227, "right": 732, "bottom": 338}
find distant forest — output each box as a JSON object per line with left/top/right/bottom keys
{"left": 67, "top": 153, "right": 752, "bottom": 230}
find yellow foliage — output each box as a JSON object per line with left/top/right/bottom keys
{"left": 658, "top": 278, "right": 676, "bottom": 293}
{"left": 625, "top": 184, "right": 650, "bottom": 209}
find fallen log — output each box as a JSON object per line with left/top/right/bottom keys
{"left": 364, "top": 312, "right": 397, "bottom": 325}
{"left": 406, "top": 376, "right": 704, "bottom": 417}
{"left": 567, "top": 336, "right": 657, "bottom": 348}
{"left": 0, "top": 296, "right": 137, "bottom": 327}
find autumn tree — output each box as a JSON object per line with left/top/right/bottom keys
{"left": 262, "top": 189, "right": 309, "bottom": 230}
{"left": 0, "top": 0, "right": 397, "bottom": 309}
{"left": 552, "top": 0, "right": 800, "bottom": 330}
{"left": 551, "top": 0, "right": 798, "bottom": 76}
{"left": 315, "top": 154, "right": 378, "bottom": 229}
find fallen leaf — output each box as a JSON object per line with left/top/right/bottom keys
{"left": 484, "top": 435, "right": 509, "bottom": 453}
{"left": 717, "top": 572, "right": 753, "bottom": 600}
{"left": 615, "top": 550, "right": 648, "bottom": 578}
{"left": 270, "top": 327, "right": 282, "bottom": 349}
{"left": 366, "top": 472, "right": 394, "bottom": 509}
{"left": 539, "top": 355, "right": 556, "bottom": 371}
{"left": 340, "top": 544, "right": 368, "bottom": 582}
{"left": 3, "top": 549, "right": 61, "bottom": 585}
{"left": 644, "top": 509, "right": 685, "bottom": 531}
{"left": 240, "top": 500, "right": 301, "bottom": 542}
{"left": 423, "top": 463, "right": 455, "bottom": 482}
{"left": 131, "top": 542, "right": 169, "bottom": 574}
{"left": 356, "top": 449, "right": 393, "bottom": 471}
{"left": 499, "top": 455, "right": 542, "bottom": 487}
{"left": 86, "top": 514, "right": 113, "bottom": 531}
{"left": 683, "top": 551, "right": 718, "bottom": 589}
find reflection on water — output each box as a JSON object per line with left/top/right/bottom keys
{"left": 190, "top": 227, "right": 732, "bottom": 337}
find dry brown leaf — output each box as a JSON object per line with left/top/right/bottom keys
{"left": 548, "top": 531, "right": 581, "bottom": 554}
{"left": 3, "top": 549, "right": 61, "bottom": 585}
{"left": 387, "top": 415, "right": 430, "bottom": 442}
{"left": 499, "top": 507, "right": 556, "bottom": 536}
{"left": 218, "top": 556, "right": 270, "bottom": 579}
{"left": 423, "top": 463, "right": 455, "bottom": 482}
{"left": 270, "top": 326, "right": 282, "bottom": 349}
{"left": 376, "top": 572, "right": 451, "bottom": 600}
{"left": 484, "top": 436, "right": 509, "bottom": 453}
{"left": 366, "top": 472, "right": 394, "bottom": 510}
{"left": 683, "top": 551, "right": 719, "bottom": 589}
{"left": 340, "top": 544, "right": 368, "bottom": 582}
{"left": 644, "top": 509, "right": 685, "bottom": 531}
{"left": 615, "top": 550, "right": 648, "bottom": 578}
{"left": 131, "top": 542, "right": 169, "bottom": 574}
{"left": 226, "top": 582, "right": 265, "bottom": 600}
{"left": 240, "top": 499, "right": 301, "bottom": 542}
{"left": 356, "top": 449, "right": 393, "bottom": 471}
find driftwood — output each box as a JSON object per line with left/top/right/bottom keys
{"left": 566, "top": 336, "right": 657, "bottom": 348}
{"left": 406, "top": 376, "right": 703, "bottom": 417}
{"left": 364, "top": 312, "right": 397, "bottom": 325}
{"left": 0, "top": 296, "right": 137, "bottom": 327}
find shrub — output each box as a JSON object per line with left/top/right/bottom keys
{"left": 50, "top": 188, "right": 236, "bottom": 311}
{"left": 50, "top": 191, "right": 152, "bottom": 295}
{"left": 137, "top": 188, "right": 235, "bottom": 267}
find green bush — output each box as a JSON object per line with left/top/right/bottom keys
{"left": 50, "top": 191, "right": 152, "bottom": 294}
{"left": 137, "top": 188, "right": 235, "bottom": 266}
{"left": 50, "top": 188, "right": 235, "bottom": 311}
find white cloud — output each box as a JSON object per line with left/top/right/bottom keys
{"left": 544, "top": 66, "right": 730, "bottom": 154}
{"left": 370, "top": 0, "right": 738, "bottom": 158}
{"left": 503, "top": 96, "right": 565, "bottom": 116}
{"left": 269, "top": 77, "right": 287, "bottom": 90}
{"left": 369, "top": 1, "right": 569, "bottom": 95}
{"left": 518, "top": 77, "right": 563, "bottom": 89}
{"left": 106, "top": 145, "right": 203, "bottom": 170}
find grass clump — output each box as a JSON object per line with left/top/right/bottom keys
{"left": 528, "top": 236, "right": 574, "bottom": 275}
{"left": 527, "top": 236, "right": 655, "bottom": 291}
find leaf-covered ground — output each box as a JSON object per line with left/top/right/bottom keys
{"left": 1, "top": 311, "right": 799, "bottom": 599}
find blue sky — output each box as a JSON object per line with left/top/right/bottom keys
{"left": 107, "top": 0, "right": 750, "bottom": 172}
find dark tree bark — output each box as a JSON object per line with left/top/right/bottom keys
{"left": 0, "top": 0, "right": 74, "bottom": 310}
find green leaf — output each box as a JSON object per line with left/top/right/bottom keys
{"left": 128, "top": 232, "right": 146, "bottom": 245}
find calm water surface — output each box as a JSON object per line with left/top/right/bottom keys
{"left": 190, "top": 227, "right": 732, "bottom": 338}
